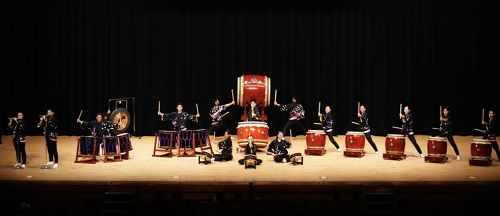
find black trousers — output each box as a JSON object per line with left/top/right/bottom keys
{"left": 491, "top": 141, "right": 500, "bottom": 160}
{"left": 408, "top": 135, "right": 423, "bottom": 155}
{"left": 213, "top": 154, "right": 233, "bottom": 161}
{"left": 326, "top": 131, "right": 340, "bottom": 149}
{"left": 208, "top": 123, "right": 225, "bottom": 136}
{"left": 364, "top": 132, "right": 378, "bottom": 152}
{"left": 13, "top": 140, "right": 27, "bottom": 164}
{"left": 273, "top": 154, "right": 290, "bottom": 162}
{"left": 46, "top": 139, "right": 59, "bottom": 163}
{"left": 282, "top": 120, "right": 307, "bottom": 137}
{"left": 441, "top": 134, "right": 460, "bottom": 156}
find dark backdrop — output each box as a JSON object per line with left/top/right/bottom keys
{"left": 1, "top": 0, "right": 498, "bottom": 138}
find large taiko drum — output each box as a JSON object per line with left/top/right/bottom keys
{"left": 237, "top": 75, "right": 271, "bottom": 108}
{"left": 427, "top": 136, "right": 447, "bottom": 156}
{"left": 385, "top": 134, "right": 406, "bottom": 154}
{"left": 237, "top": 122, "right": 269, "bottom": 149}
{"left": 306, "top": 130, "right": 326, "bottom": 149}
{"left": 345, "top": 131, "right": 365, "bottom": 150}
{"left": 470, "top": 139, "right": 492, "bottom": 159}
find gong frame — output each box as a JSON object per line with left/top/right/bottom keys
{"left": 108, "top": 97, "right": 136, "bottom": 135}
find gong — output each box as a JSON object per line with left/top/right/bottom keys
{"left": 109, "top": 108, "right": 130, "bottom": 134}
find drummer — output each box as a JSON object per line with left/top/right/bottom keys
{"left": 439, "top": 106, "right": 460, "bottom": 160}
{"left": 77, "top": 112, "right": 121, "bottom": 155}
{"left": 319, "top": 105, "right": 341, "bottom": 151}
{"left": 212, "top": 129, "right": 233, "bottom": 162}
{"left": 157, "top": 103, "right": 200, "bottom": 131}
{"left": 208, "top": 98, "right": 235, "bottom": 136}
{"left": 399, "top": 106, "right": 424, "bottom": 158}
{"left": 482, "top": 110, "right": 500, "bottom": 160}
{"left": 274, "top": 96, "right": 307, "bottom": 137}
{"left": 356, "top": 105, "right": 379, "bottom": 154}
{"left": 267, "top": 131, "right": 290, "bottom": 162}
{"left": 238, "top": 135, "right": 262, "bottom": 165}
{"left": 247, "top": 99, "right": 260, "bottom": 121}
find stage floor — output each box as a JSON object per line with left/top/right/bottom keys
{"left": 1, "top": 134, "right": 499, "bottom": 215}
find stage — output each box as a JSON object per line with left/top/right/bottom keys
{"left": 1, "top": 134, "right": 499, "bottom": 215}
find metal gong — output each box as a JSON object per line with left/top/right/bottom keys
{"left": 109, "top": 108, "right": 130, "bottom": 134}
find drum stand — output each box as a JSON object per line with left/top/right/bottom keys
{"left": 383, "top": 152, "right": 407, "bottom": 160}
{"left": 469, "top": 157, "right": 492, "bottom": 166}
{"left": 198, "top": 153, "right": 212, "bottom": 165}
{"left": 424, "top": 155, "right": 448, "bottom": 163}
{"left": 304, "top": 147, "right": 326, "bottom": 156}
{"left": 290, "top": 153, "right": 304, "bottom": 166}
{"left": 152, "top": 131, "right": 174, "bottom": 158}
{"left": 177, "top": 132, "right": 196, "bottom": 157}
{"left": 344, "top": 149, "right": 365, "bottom": 158}
{"left": 74, "top": 138, "right": 97, "bottom": 164}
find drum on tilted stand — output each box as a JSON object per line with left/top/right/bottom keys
{"left": 383, "top": 134, "right": 407, "bottom": 160}
{"left": 424, "top": 136, "right": 448, "bottom": 163}
{"left": 152, "top": 130, "right": 176, "bottom": 157}
{"left": 75, "top": 136, "right": 98, "bottom": 164}
{"left": 244, "top": 154, "right": 258, "bottom": 169}
{"left": 102, "top": 136, "right": 123, "bottom": 163}
{"left": 469, "top": 139, "right": 492, "bottom": 166}
{"left": 344, "top": 131, "right": 366, "bottom": 157}
{"left": 304, "top": 130, "right": 326, "bottom": 156}
{"left": 289, "top": 153, "right": 304, "bottom": 165}
{"left": 117, "top": 133, "right": 133, "bottom": 160}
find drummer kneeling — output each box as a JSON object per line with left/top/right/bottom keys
{"left": 267, "top": 131, "right": 290, "bottom": 163}
{"left": 212, "top": 130, "right": 233, "bottom": 162}
{"left": 238, "top": 135, "right": 263, "bottom": 165}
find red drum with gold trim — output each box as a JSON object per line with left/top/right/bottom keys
{"left": 385, "top": 134, "right": 405, "bottom": 154}
{"left": 306, "top": 130, "right": 326, "bottom": 149}
{"left": 236, "top": 122, "right": 269, "bottom": 149}
{"left": 470, "top": 139, "right": 492, "bottom": 159}
{"left": 345, "top": 131, "right": 365, "bottom": 150}
{"left": 427, "top": 137, "right": 447, "bottom": 156}
{"left": 237, "top": 75, "right": 271, "bottom": 108}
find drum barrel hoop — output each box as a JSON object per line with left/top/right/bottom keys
{"left": 346, "top": 148, "right": 364, "bottom": 152}
{"left": 428, "top": 153, "right": 446, "bottom": 157}
{"left": 386, "top": 151, "right": 404, "bottom": 154}
{"left": 306, "top": 147, "right": 325, "bottom": 149}
{"left": 470, "top": 156, "right": 491, "bottom": 160}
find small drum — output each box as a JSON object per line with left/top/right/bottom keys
{"left": 103, "top": 136, "right": 120, "bottom": 154}
{"left": 157, "top": 130, "right": 176, "bottom": 149}
{"left": 306, "top": 130, "right": 326, "bottom": 149}
{"left": 470, "top": 139, "right": 492, "bottom": 159}
{"left": 427, "top": 136, "right": 447, "bottom": 156}
{"left": 117, "top": 133, "right": 133, "bottom": 152}
{"left": 198, "top": 151, "right": 213, "bottom": 164}
{"left": 237, "top": 122, "right": 269, "bottom": 148}
{"left": 345, "top": 131, "right": 365, "bottom": 150}
{"left": 385, "top": 134, "right": 406, "bottom": 154}
{"left": 78, "top": 136, "right": 97, "bottom": 155}
{"left": 289, "top": 153, "right": 303, "bottom": 165}
{"left": 244, "top": 154, "right": 258, "bottom": 169}
{"left": 193, "top": 129, "right": 210, "bottom": 148}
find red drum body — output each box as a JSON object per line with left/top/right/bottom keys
{"left": 237, "top": 75, "right": 271, "bottom": 121}
{"left": 385, "top": 134, "right": 406, "bottom": 154}
{"left": 345, "top": 131, "right": 365, "bottom": 150}
{"left": 237, "top": 122, "right": 269, "bottom": 149}
{"left": 469, "top": 139, "right": 492, "bottom": 166}
{"left": 305, "top": 130, "right": 326, "bottom": 155}
{"left": 427, "top": 137, "right": 447, "bottom": 156}
{"left": 471, "top": 139, "right": 492, "bottom": 158}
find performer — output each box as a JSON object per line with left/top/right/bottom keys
{"left": 399, "top": 106, "right": 424, "bottom": 158}
{"left": 212, "top": 129, "right": 233, "bottom": 161}
{"left": 266, "top": 131, "right": 290, "bottom": 162}
{"left": 7, "top": 112, "right": 27, "bottom": 168}
{"left": 482, "top": 110, "right": 500, "bottom": 160}
{"left": 157, "top": 103, "right": 200, "bottom": 131}
{"left": 38, "top": 108, "right": 59, "bottom": 168}
{"left": 208, "top": 98, "right": 235, "bottom": 135}
{"left": 238, "top": 135, "right": 262, "bottom": 165}
{"left": 439, "top": 106, "right": 460, "bottom": 160}
{"left": 319, "top": 105, "right": 341, "bottom": 151}
{"left": 356, "top": 105, "right": 379, "bottom": 153}
{"left": 247, "top": 99, "right": 260, "bottom": 121}
{"left": 274, "top": 96, "right": 307, "bottom": 137}
{"left": 77, "top": 113, "right": 121, "bottom": 155}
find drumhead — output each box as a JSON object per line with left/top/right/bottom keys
{"left": 236, "top": 122, "right": 269, "bottom": 128}
{"left": 117, "top": 133, "right": 130, "bottom": 136}
{"left": 387, "top": 134, "right": 404, "bottom": 138}
{"left": 307, "top": 130, "right": 326, "bottom": 134}
{"left": 428, "top": 136, "right": 447, "bottom": 140}
{"left": 346, "top": 131, "right": 364, "bottom": 135}
{"left": 471, "top": 139, "right": 491, "bottom": 144}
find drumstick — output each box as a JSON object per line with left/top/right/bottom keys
{"left": 220, "top": 112, "right": 229, "bottom": 118}
{"left": 439, "top": 106, "right": 442, "bottom": 118}
{"left": 392, "top": 126, "right": 402, "bottom": 130}
{"left": 399, "top": 103, "right": 402, "bottom": 119}
{"left": 274, "top": 89, "right": 277, "bottom": 102}
{"left": 314, "top": 122, "right": 322, "bottom": 125}
{"left": 475, "top": 128, "right": 485, "bottom": 133}
{"left": 358, "top": 102, "right": 360, "bottom": 113}
{"left": 231, "top": 89, "right": 234, "bottom": 102}
{"left": 196, "top": 103, "right": 199, "bottom": 122}
{"left": 432, "top": 127, "right": 440, "bottom": 130}
{"left": 318, "top": 102, "right": 322, "bottom": 122}
{"left": 78, "top": 110, "right": 83, "bottom": 119}
{"left": 290, "top": 129, "right": 293, "bottom": 141}
{"left": 482, "top": 108, "right": 484, "bottom": 122}
{"left": 351, "top": 121, "right": 359, "bottom": 125}
{"left": 158, "top": 101, "right": 160, "bottom": 112}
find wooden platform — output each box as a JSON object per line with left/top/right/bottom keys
{"left": 1, "top": 134, "right": 499, "bottom": 215}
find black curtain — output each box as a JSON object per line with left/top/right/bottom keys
{"left": 2, "top": 0, "right": 498, "bottom": 137}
